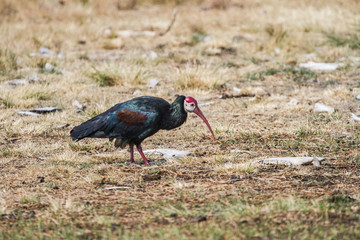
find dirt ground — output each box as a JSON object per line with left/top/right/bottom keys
{"left": 1, "top": 0, "right": 360, "bottom": 239}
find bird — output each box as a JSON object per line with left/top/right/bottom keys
{"left": 70, "top": 95, "right": 215, "bottom": 165}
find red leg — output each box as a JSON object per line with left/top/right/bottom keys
{"left": 136, "top": 144, "right": 149, "bottom": 165}
{"left": 129, "top": 143, "right": 134, "bottom": 163}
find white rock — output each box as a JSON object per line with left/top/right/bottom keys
{"left": 116, "top": 30, "right": 156, "bottom": 37}
{"left": 104, "top": 28, "right": 112, "bottom": 36}
{"left": 141, "top": 31, "right": 157, "bottom": 37}
{"left": 289, "top": 98, "right": 299, "bottom": 106}
{"left": 355, "top": 94, "right": 360, "bottom": 100}
{"left": 233, "top": 87, "right": 241, "bottom": 92}
{"left": 72, "top": 100, "right": 82, "bottom": 108}
{"left": 304, "top": 53, "right": 317, "bottom": 58}
{"left": 17, "top": 111, "right": 41, "bottom": 116}
{"left": 39, "top": 46, "right": 54, "bottom": 55}
{"left": 148, "top": 51, "right": 158, "bottom": 59}
{"left": 274, "top": 47, "right": 281, "bottom": 54}
{"left": 72, "top": 100, "right": 86, "bottom": 113}
{"left": 44, "top": 63, "right": 55, "bottom": 71}
{"left": 350, "top": 113, "right": 360, "bottom": 122}
{"left": 256, "top": 157, "right": 325, "bottom": 166}
{"left": 299, "top": 61, "right": 338, "bottom": 71}
{"left": 142, "top": 149, "right": 190, "bottom": 160}
{"left": 133, "top": 89, "right": 142, "bottom": 95}
{"left": 198, "top": 101, "right": 216, "bottom": 107}
{"left": 203, "top": 36, "right": 212, "bottom": 42}
{"left": 314, "top": 103, "right": 334, "bottom": 113}
{"left": 149, "top": 79, "right": 159, "bottom": 88}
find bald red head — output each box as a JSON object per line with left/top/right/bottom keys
{"left": 185, "top": 96, "right": 197, "bottom": 105}
{"left": 184, "top": 96, "right": 215, "bottom": 140}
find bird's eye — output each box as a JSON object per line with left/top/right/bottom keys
{"left": 191, "top": 103, "right": 194, "bottom": 107}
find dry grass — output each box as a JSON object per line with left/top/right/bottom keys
{"left": 1, "top": 0, "right": 360, "bottom": 239}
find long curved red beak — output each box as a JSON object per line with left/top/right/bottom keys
{"left": 193, "top": 107, "right": 215, "bottom": 140}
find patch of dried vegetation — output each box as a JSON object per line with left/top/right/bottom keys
{"left": 1, "top": 0, "right": 360, "bottom": 239}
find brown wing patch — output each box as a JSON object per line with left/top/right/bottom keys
{"left": 116, "top": 109, "right": 147, "bottom": 126}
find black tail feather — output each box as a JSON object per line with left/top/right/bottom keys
{"left": 70, "top": 117, "right": 108, "bottom": 141}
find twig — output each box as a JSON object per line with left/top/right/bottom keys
{"left": 157, "top": 8, "right": 178, "bottom": 37}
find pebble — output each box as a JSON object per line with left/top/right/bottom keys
{"left": 149, "top": 79, "right": 159, "bottom": 88}
{"left": 17, "top": 107, "right": 62, "bottom": 116}
{"left": 350, "top": 113, "right": 360, "bottom": 122}
{"left": 142, "top": 149, "right": 190, "bottom": 160}
{"left": 149, "top": 51, "right": 158, "bottom": 59}
{"left": 256, "top": 157, "right": 325, "bottom": 166}
{"left": 289, "top": 98, "right": 299, "bottom": 105}
{"left": 300, "top": 61, "right": 338, "bottom": 71}
{"left": 133, "top": 89, "right": 142, "bottom": 95}
{"left": 45, "top": 63, "right": 55, "bottom": 71}
{"left": 314, "top": 103, "right": 335, "bottom": 113}
{"left": 198, "top": 101, "right": 216, "bottom": 107}
{"left": 72, "top": 100, "right": 86, "bottom": 113}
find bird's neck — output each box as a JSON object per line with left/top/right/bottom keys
{"left": 160, "top": 96, "right": 187, "bottom": 130}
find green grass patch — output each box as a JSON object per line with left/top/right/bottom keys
{"left": 245, "top": 66, "right": 315, "bottom": 82}
{"left": 325, "top": 32, "right": 360, "bottom": 49}
{"left": 23, "top": 91, "right": 53, "bottom": 101}
{"left": 89, "top": 67, "right": 119, "bottom": 87}
{"left": 0, "top": 49, "right": 18, "bottom": 76}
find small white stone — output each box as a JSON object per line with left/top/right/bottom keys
{"left": 203, "top": 36, "right": 212, "bottom": 42}
{"left": 142, "top": 149, "right": 190, "bottom": 160}
{"left": 149, "top": 79, "right": 159, "bottom": 88}
{"left": 274, "top": 47, "right": 281, "bottom": 54}
{"left": 133, "top": 89, "right": 142, "bottom": 95}
{"left": 350, "top": 113, "right": 360, "bottom": 122}
{"left": 304, "top": 53, "right": 317, "bottom": 58}
{"left": 198, "top": 101, "right": 216, "bottom": 107}
{"left": 72, "top": 100, "right": 82, "bottom": 108}
{"left": 17, "top": 111, "right": 41, "bottom": 116}
{"left": 148, "top": 51, "right": 158, "bottom": 59}
{"left": 233, "top": 87, "right": 241, "bottom": 92}
{"left": 256, "top": 157, "right": 325, "bottom": 166}
{"left": 314, "top": 103, "right": 334, "bottom": 113}
{"left": 289, "top": 98, "right": 299, "bottom": 106}
{"left": 72, "top": 100, "right": 86, "bottom": 113}
{"left": 104, "top": 28, "right": 112, "bottom": 36}
{"left": 299, "top": 61, "right": 338, "bottom": 71}
{"left": 355, "top": 94, "right": 360, "bottom": 100}
{"left": 44, "top": 63, "right": 55, "bottom": 71}
{"left": 39, "top": 46, "right": 53, "bottom": 55}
